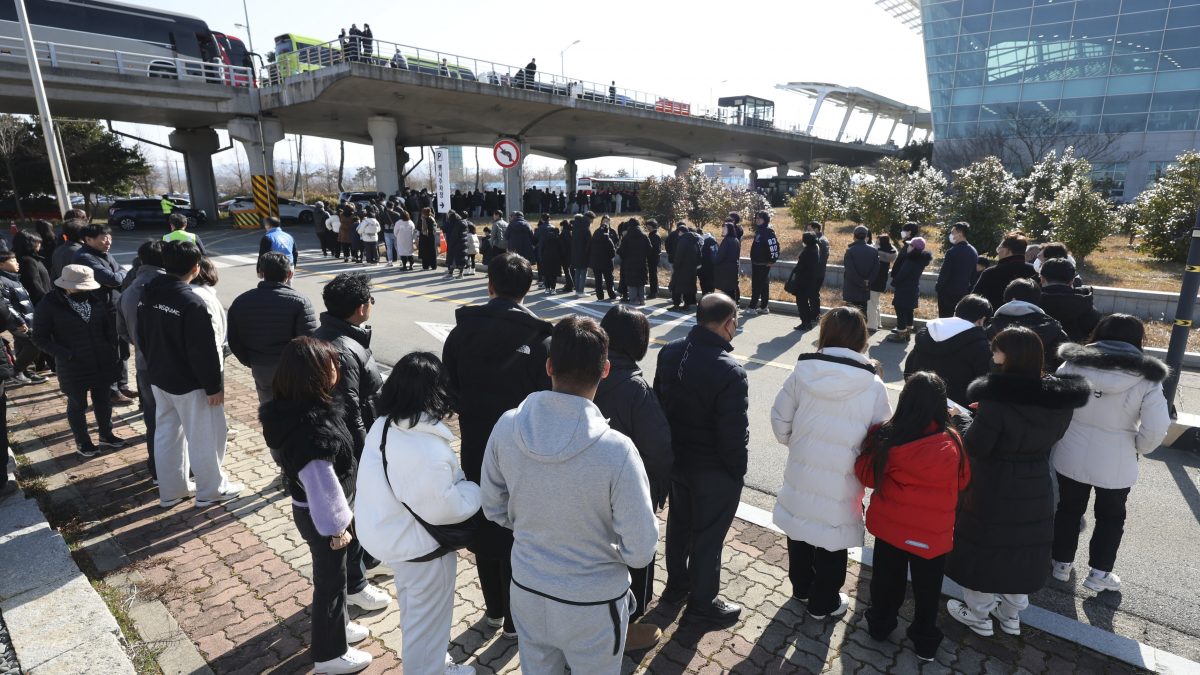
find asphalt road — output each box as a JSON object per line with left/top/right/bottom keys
{"left": 108, "top": 225, "right": 1200, "bottom": 661}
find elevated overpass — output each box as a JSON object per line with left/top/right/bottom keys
{"left": 0, "top": 33, "right": 905, "bottom": 217}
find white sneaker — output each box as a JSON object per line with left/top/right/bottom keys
{"left": 808, "top": 592, "right": 850, "bottom": 620}
{"left": 445, "top": 662, "right": 476, "bottom": 675}
{"left": 347, "top": 584, "right": 391, "bottom": 611}
{"left": 1083, "top": 570, "right": 1121, "bottom": 593}
{"left": 946, "top": 599, "right": 993, "bottom": 637}
{"left": 345, "top": 621, "right": 369, "bottom": 644}
{"left": 1051, "top": 560, "right": 1072, "bottom": 582}
{"left": 760, "top": 306, "right": 770, "bottom": 315}
{"left": 313, "top": 647, "right": 372, "bottom": 674}
{"left": 195, "top": 482, "right": 244, "bottom": 507}
{"left": 989, "top": 606, "right": 1021, "bottom": 636}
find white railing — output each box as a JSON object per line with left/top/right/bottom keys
{"left": 0, "top": 35, "right": 255, "bottom": 88}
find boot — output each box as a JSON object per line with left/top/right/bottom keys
{"left": 624, "top": 622, "right": 662, "bottom": 652}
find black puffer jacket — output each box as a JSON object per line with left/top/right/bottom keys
{"left": 986, "top": 302, "right": 1070, "bottom": 370}
{"left": 947, "top": 373, "right": 1090, "bottom": 594}
{"left": 227, "top": 282, "right": 318, "bottom": 369}
{"left": 17, "top": 255, "right": 52, "bottom": 305}
{"left": 537, "top": 226, "right": 563, "bottom": 274}
{"left": 1038, "top": 284, "right": 1101, "bottom": 343}
{"left": 654, "top": 325, "right": 750, "bottom": 478}
{"left": 903, "top": 320, "right": 992, "bottom": 405}
{"left": 506, "top": 216, "right": 536, "bottom": 261}
{"left": 73, "top": 244, "right": 125, "bottom": 307}
{"left": 589, "top": 226, "right": 616, "bottom": 272}
{"left": 314, "top": 313, "right": 384, "bottom": 453}
{"left": 570, "top": 221, "right": 591, "bottom": 268}
{"left": 0, "top": 271, "right": 33, "bottom": 327}
{"left": 260, "top": 398, "right": 357, "bottom": 502}
{"left": 617, "top": 227, "right": 652, "bottom": 288}
{"left": 594, "top": 352, "right": 674, "bottom": 508}
{"left": 973, "top": 255, "right": 1038, "bottom": 311}
{"left": 668, "top": 229, "right": 702, "bottom": 294}
{"left": 32, "top": 289, "right": 119, "bottom": 389}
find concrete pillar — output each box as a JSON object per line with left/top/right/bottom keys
{"left": 396, "top": 145, "right": 410, "bottom": 191}
{"left": 836, "top": 99, "right": 856, "bottom": 142}
{"left": 227, "top": 117, "right": 284, "bottom": 225}
{"left": 864, "top": 111, "right": 880, "bottom": 143}
{"left": 675, "top": 157, "right": 693, "bottom": 177}
{"left": 905, "top": 124, "right": 917, "bottom": 146}
{"left": 368, "top": 116, "right": 400, "bottom": 196}
{"left": 749, "top": 168, "right": 759, "bottom": 186}
{"left": 502, "top": 139, "right": 529, "bottom": 218}
{"left": 776, "top": 163, "right": 789, "bottom": 178}
{"left": 806, "top": 90, "right": 830, "bottom": 134}
{"left": 886, "top": 117, "right": 901, "bottom": 143}
{"left": 168, "top": 128, "right": 220, "bottom": 222}
{"left": 565, "top": 159, "right": 578, "bottom": 194}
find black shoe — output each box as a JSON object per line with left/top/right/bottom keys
{"left": 660, "top": 586, "right": 689, "bottom": 605}
{"left": 76, "top": 443, "right": 100, "bottom": 458}
{"left": 98, "top": 433, "right": 127, "bottom": 449}
{"left": 683, "top": 598, "right": 742, "bottom": 626}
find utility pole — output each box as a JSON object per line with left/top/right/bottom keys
{"left": 15, "top": 0, "right": 70, "bottom": 217}
{"left": 1162, "top": 208, "right": 1200, "bottom": 418}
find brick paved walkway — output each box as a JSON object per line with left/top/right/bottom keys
{"left": 7, "top": 362, "right": 1145, "bottom": 674}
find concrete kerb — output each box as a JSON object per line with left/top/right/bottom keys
{"left": 733, "top": 502, "right": 1200, "bottom": 674}
{"left": 6, "top": 409, "right": 211, "bottom": 675}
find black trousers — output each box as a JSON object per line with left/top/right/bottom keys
{"left": 0, "top": 388, "right": 7, "bottom": 491}
{"left": 1052, "top": 472, "right": 1131, "bottom": 573}
{"left": 476, "top": 554, "right": 515, "bottom": 633}
{"left": 671, "top": 288, "right": 697, "bottom": 308}
{"left": 866, "top": 538, "right": 945, "bottom": 658}
{"left": 61, "top": 381, "right": 113, "bottom": 448}
{"left": 136, "top": 368, "right": 156, "bottom": 479}
{"left": 895, "top": 306, "right": 915, "bottom": 330}
{"left": 648, "top": 254, "right": 660, "bottom": 298}
{"left": 937, "top": 293, "right": 963, "bottom": 319}
{"left": 629, "top": 553, "right": 656, "bottom": 621}
{"left": 787, "top": 539, "right": 848, "bottom": 617}
{"left": 12, "top": 333, "right": 39, "bottom": 376}
{"left": 293, "top": 505, "right": 354, "bottom": 663}
{"left": 339, "top": 242, "right": 353, "bottom": 260}
{"left": 665, "top": 469, "right": 743, "bottom": 606}
{"left": 749, "top": 265, "right": 771, "bottom": 308}
{"left": 593, "top": 268, "right": 615, "bottom": 300}
{"left": 796, "top": 288, "right": 821, "bottom": 324}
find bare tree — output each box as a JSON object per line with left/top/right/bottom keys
{"left": 0, "top": 114, "right": 26, "bottom": 219}
{"left": 337, "top": 140, "right": 345, "bottom": 192}
{"left": 292, "top": 135, "right": 303, "bottom": 197}
{"left": 935, "top": 112, "right": 1130, "bottom": 177}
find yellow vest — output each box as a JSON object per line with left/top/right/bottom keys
{"left": 163, "top": 229, "right": 196, "bottom": 243}
{"left": 161, "top": 198, "right": 174, "bottom": 214}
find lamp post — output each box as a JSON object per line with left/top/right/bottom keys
{"left": 560, "top": 39, "right": 580, "bottom": 76}
{"left": 15, "top": 0, "right": 70, "bottom": 217}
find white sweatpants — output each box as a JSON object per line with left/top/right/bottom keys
{"left": 389, "top": 554, "right": 457, "bottom": 675}
{"left": 960, "top": 587, "right": 1029, "bottom": 621}
{"left": 867, "top": 290, "right": 882, "bottom": 330}
{"left": 152, "top": 386, "right": 230, "bottom": 503}
{"left": 510, "top": 583, "right": 631, "bottom": 675}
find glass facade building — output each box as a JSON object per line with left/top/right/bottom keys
{"left": 921, "top": 0, "right": 1200, "bottom": 198}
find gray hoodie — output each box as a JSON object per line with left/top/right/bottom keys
{"left": 481, "top": 390, "right": 658, "bottom": 602}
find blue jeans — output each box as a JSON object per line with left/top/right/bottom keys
{"left": 383, "top": 232, "right": 398, "bottom": 262}
{"left": 573, "top": 267, "right": 588, "bottom": 294}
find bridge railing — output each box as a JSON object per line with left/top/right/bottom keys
{"left": 0, "top": 35, "right": 255, "bottom": 87}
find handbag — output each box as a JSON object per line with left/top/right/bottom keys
{"left": 379, "top": 420, "right": 484, "bottom": 562}
{"left": 783, "top": 266, "right": 802, "bottom": 296}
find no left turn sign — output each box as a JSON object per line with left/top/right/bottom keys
{"left": 494, "top": 139, "right": 521, "bottom": 169}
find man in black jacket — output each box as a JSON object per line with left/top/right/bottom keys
{"left": 841, "top": 226, "right": 878, "bottom": 315}
{"left": 442, "top": 252, "right": 552, "bottom": 639}
{"left": 50, "top": 216, "right": 85, "bottom": 281}
{"left": 806, "top": 221, "right": 831, "bottom": 288}
{"left": 138, "top": 241, "right": 243, "bottom": 508}
{"left": 936, "top": 221, "right": 979, "bottom": 317}
{"left": 118, "top": 240, "right": 164, "bottom": 479}
{"left": 1038, "top": 258, "right": 1100, "bottom": 342}
{"left": 655, "top": 292, "right": 749, "bottom": 626}
{"left": 313, "top": 272, "right": 382, "bottom": 454}
{"left": 987, "top": 278, "right": 1069, "bottom": 369}
{"left": 74, "top": 223, "right": 135, "bottom": 404}
{"left": 903, "top": 294, "right": 993, "bottom": 405}
{"left": 568, "top": 214, "right": 591, "bottom": 296}
{"left": 227, "top": 252, "right": 318, "bottom": 405}
{"left": 972, "top": 231, "right": 1039, "bottom": 310}
{"left": 647, "top": 219, "right": 663, "bottom": 299}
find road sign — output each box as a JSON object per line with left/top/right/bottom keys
{"left": 493, "top": 139, "right": 521, "bottom": 169}
{"left": 434, "top": 147, "right": 451, "bottom": 214}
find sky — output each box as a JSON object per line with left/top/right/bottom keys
{"left": 115, "top": 0, "right": 930, "bottom": 182}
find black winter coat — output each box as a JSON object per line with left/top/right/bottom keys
{"left": 986, "top": 306, "right": 1069, "bottom": 370}
{"left": 594, "top": 352, "right": 674, "bottom": 508}
{"left": 227, "top": 281, "right": 318, "bottom": 368}
{"left": 973, "top": 255, "right": 1039, "bottom": 311}
{"left": 937, "top": 240, "right": 979, "bottom": 300}
{"left": 313, "top": 313, "right": 384, "bottom": 453}
{"left": 665, "top": 227, "right": 682, "bottom": 263}
{"left": 18, "top": 255, "right": 52, "bottom": 305}
{"left": 788, "top": 245, "right": 823, "bottom": 296}
{"left": 870, "top": 245, "right": 897, "bottom": 293}
{"left": 891, "top": 249, "right": 932, "bottom": 310}
{"left": 0, "top": 271, "right": 33, "bottom": 327}
{"left": 903, "top": 324, "right": 991, "bottom": 405}
{"left": 537, "top": 226, "right": 563, "bottom": 274}
{"left": 444, "top": 217, "right": 468, "bottom": 260}
{"left": 506, "top": 216, "right": 536, "bottom": 261}
{"left": 32, "top": 289, "right": 119, "bottom": 389}
{"left": 842, "top": 241, "right": 879, "bottom": 304}
{"left": 570, "top": 223, "right": 591, "bottom": 268}
{"left": 948, "top": 373, "right": 1090, "bottom": 594}
{"left": 73, "top": 244, "right": 125, "bottom": 307}
{"left": 589, "top": 227, "right": 616, "bottom": 272}
{"left": 1038, "top": 284, "right": 1101, "bottom": 343}
{"left": 668, "top": 230, "right": 702, "bottom": 294}
{"left": 713, "top": 234, "right": 741, "bottom": 297}
{"left": 260, "top": 398, "right": 357, "bottom": 503}
{"left": 654, "top": 325, "right": 750, "bottom": 478}
{"left": 617, "top": 227, "right": 652, "bottom": 288}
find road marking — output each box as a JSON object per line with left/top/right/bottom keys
{"left": 415, "top": 322, "right": 456, "bottom": 343}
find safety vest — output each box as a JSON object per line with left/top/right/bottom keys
{"left": 163, "top": 230, "right": 196, "bottom": 244}
{"left": 161, "top": 198, "right": 174, "bottom": 214}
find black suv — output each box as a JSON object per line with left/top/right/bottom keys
{"left": 107, "top": 198, "right": 208, "bottom": 231}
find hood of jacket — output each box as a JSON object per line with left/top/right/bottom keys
{"left": 995, "top": 299, "right": 1045, "bottom": 318}
{"left": 794, "top": 348, "right": 881, "bottom": 401}
{"left": 595, "top": 352, "right": 641, "bottom": 400}
{"left": 317, "top": 312, "right": 372, "bottom": 349}
{"left": 511, "top": 391, "right": 611, "bottom": 463}
{"left": 966, "top": 372, "right": 1091, "bottom": 410}
{"left": 135, "top": 264, "right": 164, "bottom": 283}
{"left": 926, "top": 317, "right": 976, "bottom": 342}
{"left": 1059, "top": 341, "right": 1169, "bottom": 384}
{"left": 1040, "top": 284, "right": 1095, "bottom": 312}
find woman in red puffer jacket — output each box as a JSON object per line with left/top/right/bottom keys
{"left": 855, "top": 372, "right": 970, "bottom": 663}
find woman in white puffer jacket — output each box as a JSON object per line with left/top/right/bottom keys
{"left": 1050, "top": 314, "right": 1170, "bottom": 594}
{"left": 770, "top": 307, "right": 891, "bottom": 621}
{"left": 355, "top": 352, "right": 480, "bottom": 675}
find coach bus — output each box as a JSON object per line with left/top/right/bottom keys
{"left": 577, "top": 176, "right": 648, "bottom": 194}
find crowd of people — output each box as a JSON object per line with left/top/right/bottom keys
{"left": 0, "top": 205, "right": 1174, "bottom": 675}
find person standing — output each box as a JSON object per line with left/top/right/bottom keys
{"left": 771, "top": 307, "right": 891, "bottom": 620}
{"left": 356, "top": 208, "right": 381, "bottom": 266}
{"left": 188, "top": 259, "right": 225, "bottom": 371}
{"left": 442, "top": 212, "right": 468, "bottom": 278}
{"left": 227, "top": 252, "right": 318, "bottom": 405}
{"left": 354, "top": 353, "right": 481, "bottom": 675}
{"left": 936, "top": 222, "right": 978, "bottom": 318}
{"left": 314, "top": 201, "right": 334, "bottom": 257}
{"left": 986, "top": 279, "right": 1069, "bottom": 370}
{"left": 595, "top": 305, "right": 672, "bottom": 651}
{"left": 259, "top": 337, "right": 373, "bottom": 675}
{"left": 856, "top": 372, "right": 971, "bottom": 662}
{"left": 618, "top": 220, "right": 653, "bottom": 306}
{"left": 35, "top": 219, "right": 58, "bottom": 265}
{"left": 748, "top": 211, "right": 779, "bottom": 314}
{"left": 417, "top": 207, "right": 438, "bottom": 270}
{"left": 886, "top": 237, "right": 932, "bottom": 343}
{"left": 13, "top": 231, "right": 52, "bottom": 309}
{"left": 946, "top": 327, "right": 1090, "bottom": 637}
{"left": 50, "top": 219, "right": 84, "bottom": 281}
{"left": 972, "top": 231, "right": 1039, "bottom": 311}
{"left": 162, "top": 213, "right": 207, "bottom": 254}
{"left": 259, "top": 216, "right": 299, "bottom": 269}
{"left": 118, "top": 240, "right": 165, "bottom": 478}
{"left": 481, "top": 316, "right": 659, "bottom": 669}
{"left": 668, "top": 225, "right": 701, "bottom": 311}
{"left": 506, "top": 211, "right": 536, "bottom": 263}
{"left": 807, "top": 220, "right": 831, "bottom": 291}
{"left": 697, "top": 229, "right": 719, "bottom": 297}
{"left": 786, "top": 231, "right": 823, "bottom": 331}
{"left": 393, "top": 208, "right": 417, "bottom": 270}
{"left": 1038, "top": 258, "right": 1100, "bottom": 343}
{"left": 442, "top": 253, "right": 551, "bottom": 639}
{"left": 0, "top": 252, "right": 46, "bottom": 385}
{"left": 488, "top": 209, "right": 509, "bottom": 258}
{"left": 338, "top": 206, "right": 357, "bottom": 263}
{"left": 868, "top": 234, "right": 897, "bottom": 331}
{"left": 842, "top": 225, "right": 878, "bottom": 317}
{"left": 73, "top": 224, "right": 134, "bottom": 404}
{"left": 713, "top": 221, "right": 742, "bottom": 304}
{"left": 137, "top": 241, "right": 243, "bottom": 508}
{"left": 647, "top": 219, "right": 663, "bottom": 299}
{"left": 377, "top": 200, "right": 398, "bottom": 266}
{"left": 1051, "top": 315, "right": 1170, "bottom": 593}
{"left": 589, "top": 219, "right": 618, "bottom": 302}
{"left": 31, "top": 265, "right": 123, "bottom": 458}
{"left": 903, "top": 295, "right": 993, "bottom": 406}
{"left": 569, "top": 214, "right": 591, "bottom": 296}
{"left": 655, "top": 292, "right": 749, "bottom": 626}
{"left": 536, "top": 219, "right": 563, "bottom": 293}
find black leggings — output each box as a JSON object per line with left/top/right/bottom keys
{"left": 750, "top": 264, "right": 771, "bottom": 308}
{"left": 1052, "top": 472, "right": 1131, "bottom": 573}
{"left": 866, "top": 539, "right": 945, "bottom": 657}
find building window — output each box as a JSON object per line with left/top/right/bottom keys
{"left": 1091, "top": 162, "right": 1128, "bottom": 200}
{"left": 1145, "top": 161, "right": 1177, "bottom": 189}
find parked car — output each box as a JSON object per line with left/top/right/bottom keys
{"left": 107, "top": 198, "right": 208, "bottom": 231}
{"left": 337, "top": 191, "right": 386, "bottom": 208}
{"left": 224, "top": 196, "right": 315, "bottom": 223}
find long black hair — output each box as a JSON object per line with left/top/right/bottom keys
{"left": 376, "top": 351, "right": 455, "bottom": 429}
{"left": 865, "top": 371, "right": 962, "bottom": 493}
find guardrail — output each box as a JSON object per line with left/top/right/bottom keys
{"left": 0, "top": 35, "right": 254, "bottom": 87}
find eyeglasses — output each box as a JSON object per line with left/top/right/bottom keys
{"left": 369, "top": 296, "right": 376, "bottom": 305}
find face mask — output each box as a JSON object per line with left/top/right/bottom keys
{"left": 948, "top": 233, "right": 957, "bottom": 245}
{"left": 901, "top": 231, "right": 911, "bottom": 239}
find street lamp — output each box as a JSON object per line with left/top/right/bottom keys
{"left": 560, "top": 39, "right": 580, "bottom": 75}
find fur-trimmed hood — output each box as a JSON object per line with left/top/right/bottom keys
{"left": 967, "top": 372, "right": 1091, "bottom": 410}
{"left": 1058, "top": 341, "right": 1169, "bottom": 383}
